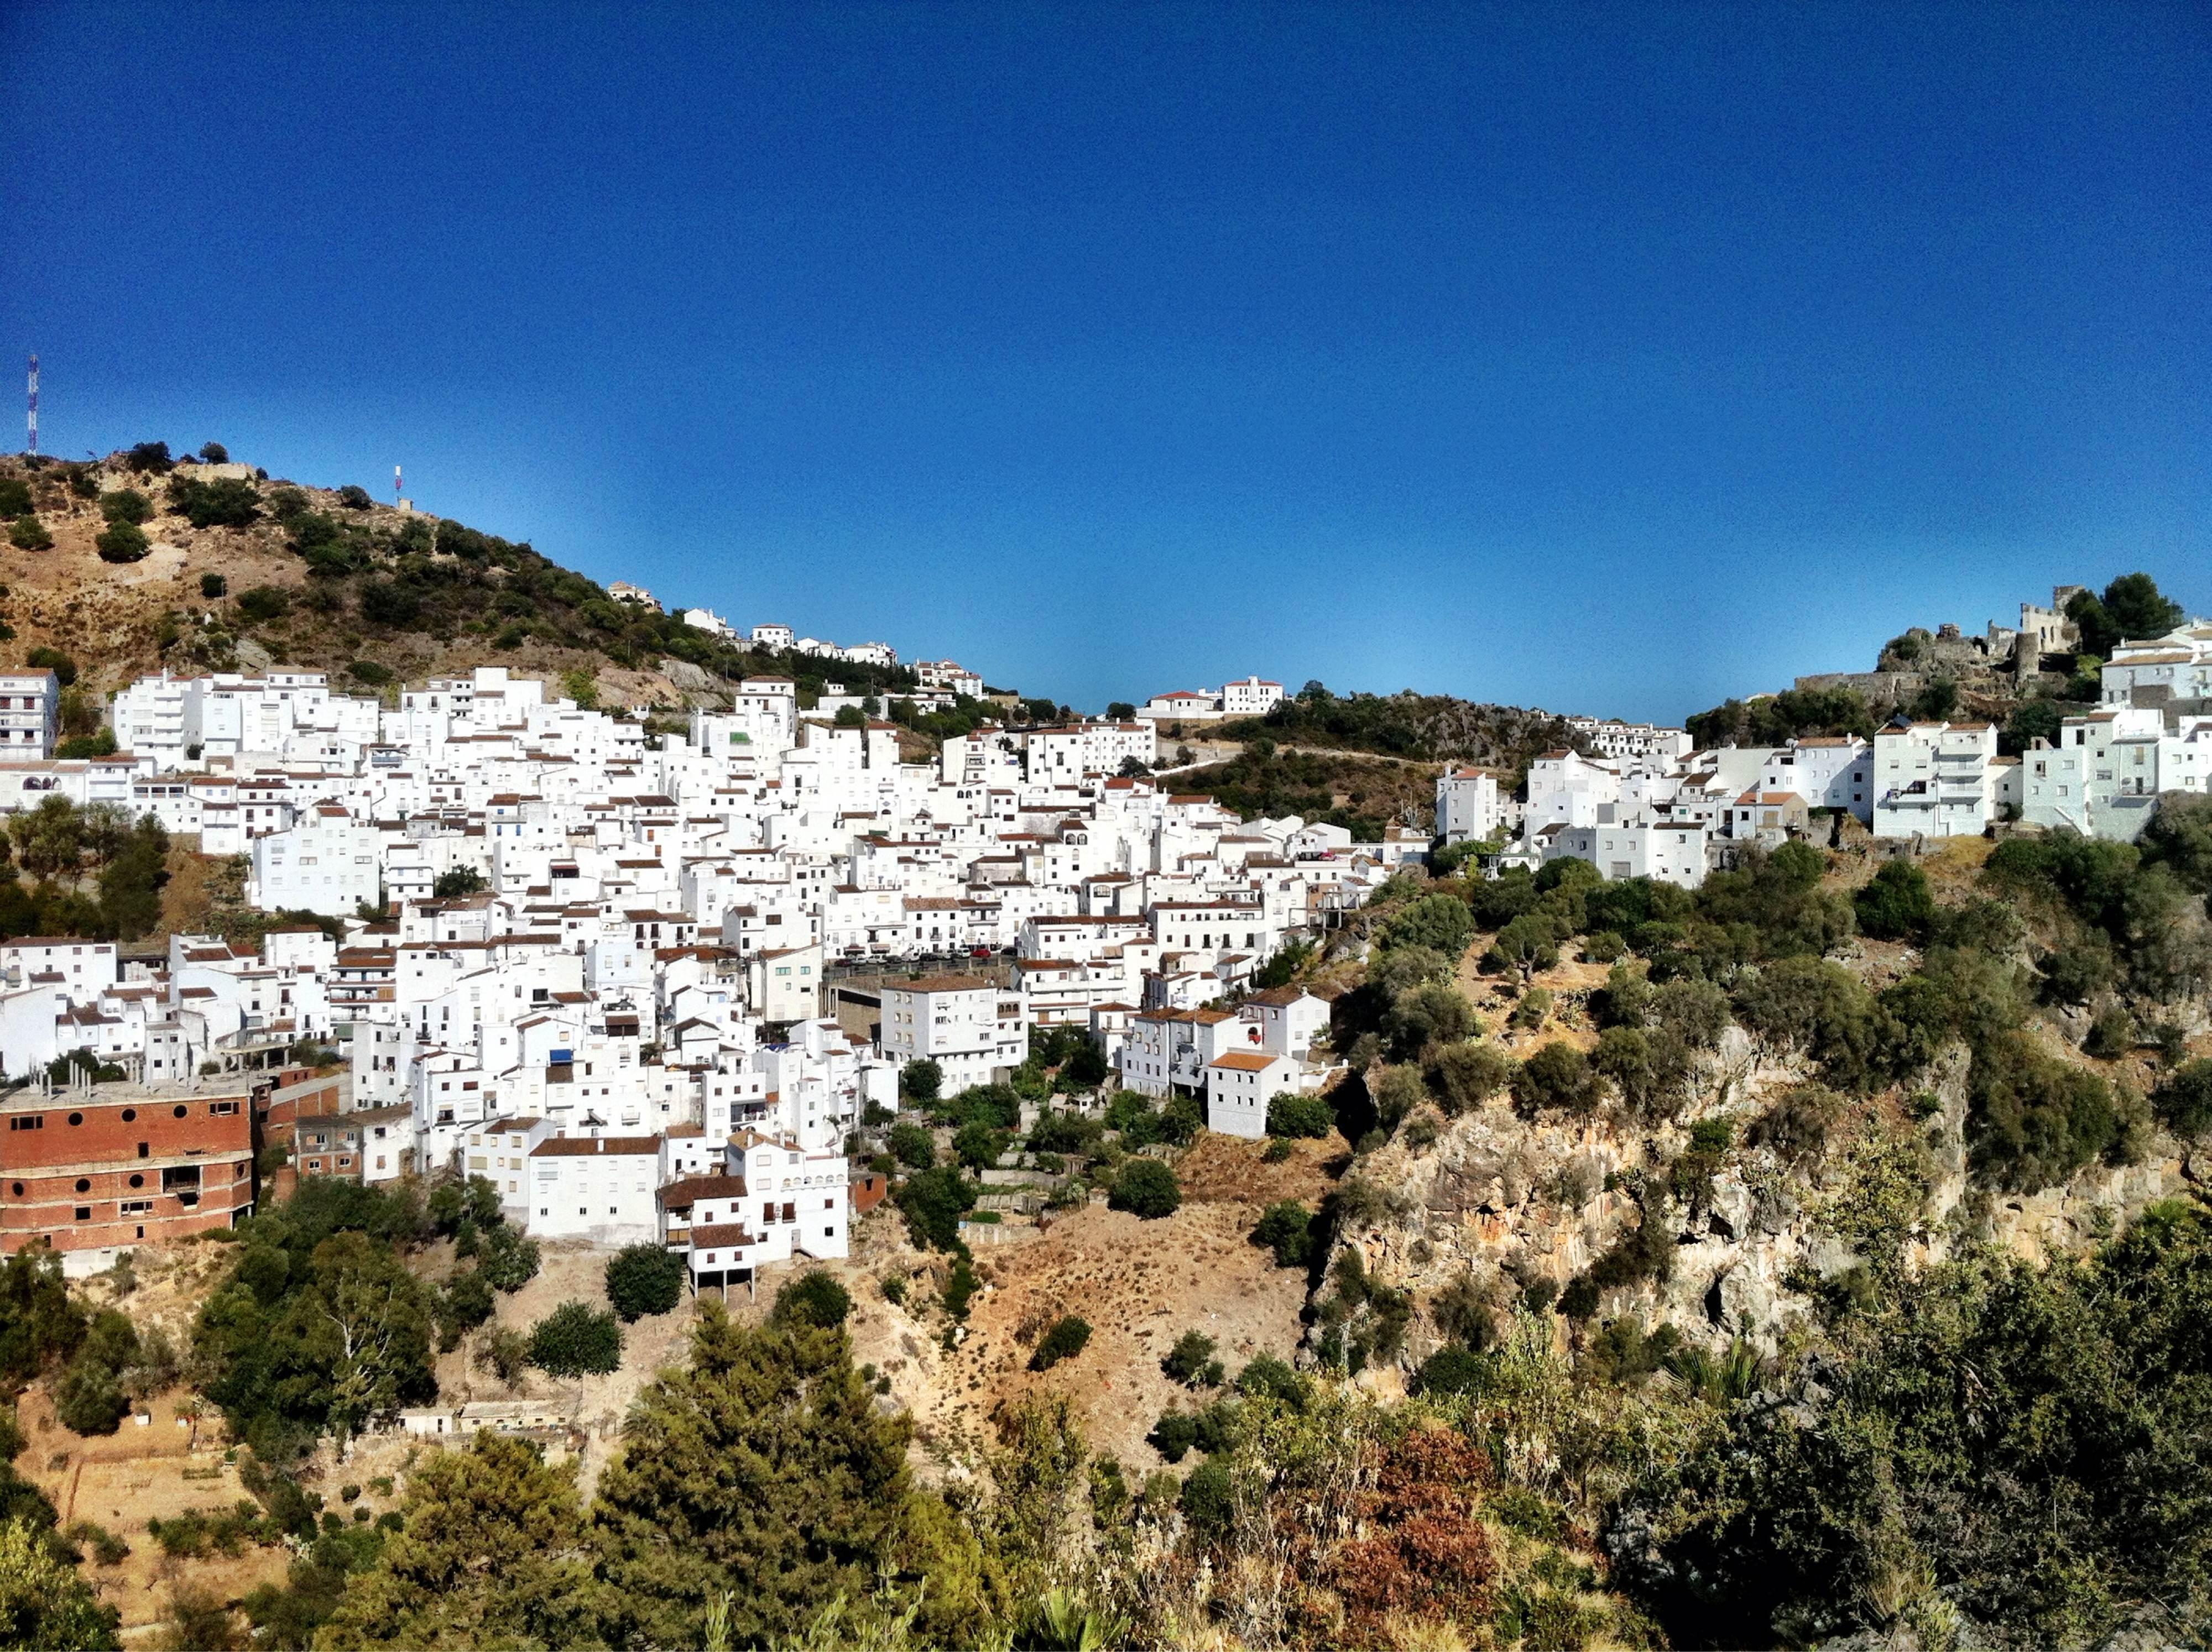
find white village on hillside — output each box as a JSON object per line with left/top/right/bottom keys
{"left": 2, "top": 581, "right": 2208, "bottom": 1301}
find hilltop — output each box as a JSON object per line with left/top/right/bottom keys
{"left": 0, "top": 445, "right": 920, "bottom": 713}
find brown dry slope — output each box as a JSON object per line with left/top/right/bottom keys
{"left": 857, "top": 1134, "right": 1338, "bottom": 1475}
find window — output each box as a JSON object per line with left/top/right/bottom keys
{"left": 8, "top": 1116, "right": 42, "bottom": 1132}
{"left": 211, "top": 1101, "right": 238, "bottom": 1116}
{"left": 75, "top": 1207, "right": 91, "bottom": 1221}
{"left": 173, "top": 1105, "right": 188, "bottom": 1118}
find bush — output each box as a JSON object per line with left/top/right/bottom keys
{"left": 1150, "top": 1411, "right": 1200, "bottom": 1462}
{"left": 1029, "top": 1315, "right": 1091, "bottom": 1371}
{"left": 346, "top": 660, "right": 393, "bottom": 687}
{"left": 432, "top": 866, "right": 487, "bottom": 899}
{"left": 1411, "top": 1344, "right": 1488, "bottom": 1397}
{"left": 894, "top": 1165, "right": 978, "bottom": 1251}
{"left": 1109, "top": 1159, "right": 1180, "bottom": 1219}
{"left": 887, "top": 1121, "right": 936, "bottom": 1169}
{"left": 123, "top": 441, "right": 173, "bottom": 474}
{"left": 476, "top": 1225, "right": 540, "bottom": 1293}
{"left": 604, "top": 1245, "right": 685, "bottom": 1321}
{"left": 2152, "top": 1059, "right": 2212, "bottom": 1140}
{"left": 1265, "top": 1091, "right": 1332, "bottom": 1139}
{"left": 1251, "top": 1200, "right": 1316, "bottom": 1268}
{"left": 525, "top": 1301, "right": 622, "bottom": 1377}
{"left": 898, "top": 1059, "right": 942, "bottom": 1105}
{"left": 234, "top": 585, "right": 290, "bottom": 623}
{"left": 1854, "top": 859, "right": 1937, "bottom": 941}
{"left": 199, "top": 572, "right": 227, "bottom": 598}
{"left": 95, "top": 520, "right": 149, "bottom": 562}
{"left": 23, "top": 646, "right": 76, "bottom": 687}
{"left": 1426, "top": 1041, "right": 1512, "bottom": 1114}
{"left": 336, "top": 485, "right": 373, "bottom": 510}
{"left": 770, "top": 1271, "right": 852, "bottom": 1330}
{"left": 1180, "top": 1457, "right": 1236, "bottom": 1536}
{"left": 170, "top": 475, "right": 261, "bottom": 529}
{"left": 7, "top": 515, "right": 52, "bottom": 551}
{"left": 1381, "top": 893, "right": 1475, "bottom": 961}
{"left": 1162, "top": 1330, "right": 1219, "bottom": 1386}
{"left": 0, "top": 477, "right": 29, "bottom": 516}
{"left": 434, "top": 1268, "right": 494, "bottom": 1348}
{"left": 1512, "top": 1043, "right": 1600, "bottom": 1115}
{"left": 358, "top": 581, "right": 421, "bottom": 628}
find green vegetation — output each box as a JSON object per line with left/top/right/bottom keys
{"left": 1028, "top": 1316, "right": 1091, "bottom": 1371}
{"left": 93, "top": 520, "right": 148, "bottom": 563}
{"left": 526, "top": 1303, "right": 622, "bottom": 1377}
{"left": 7, "top": 515, "right": 52, "bottom": 551}
{"left": 771, "top": 1271, "right": 853, "bottom": 1331}
{"left": 604, "top": 1245, "right": 685, "bottom": 1321}
{"left": 1686, "top": 684, "right": 1877, "bottom": 750}
{"left": 0, "top": 798, "right": 171, "bottom": 942}
{"left": 1108, "top": 1159, "right": 1181, "bottom": 1219}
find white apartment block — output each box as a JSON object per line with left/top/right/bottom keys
{"left": 878, "top": 975, "right": 1025, "bottom": 1092}
{"left": 1759, "top": 737, "right": 1873, "bottom": 822}
{"left": 251, "top": 809, "right": 382, "bottom": 915}
{"left": 526, "top": 1134, "right": 662, "bottom": 1243}
{"left": 1435, "top": 767, "right": 1503, "bottom": 845}
{"left": 2018, "top": 708, "right": 2212, "bottom": 843}
{"left": 1872, "top": 722, "right": 2000, "bottom": 840}
{"left": 2099, "top": 621, "right": 2212, "bottom": 709}
{"left": 1538, "top": 819, "right": 1710, "bottom": 889}
{"left": 0, "top": 671, "right": 60, "bottom": 758}
{"left": 1566, "top": 718, "right": 1694, "bottom": 764}
{"left": 1220, "top": 677, "right": 1284, "bottom": 718}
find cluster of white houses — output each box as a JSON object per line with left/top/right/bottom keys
{"left": 4, "top": 597, "right": 2208, "bottom": 1275}
{"left": 1431, "top": 615, "right": 2212, "bottom": 891}
{"left": 2, "top": 660, "right": 1406, "bottom": 1276}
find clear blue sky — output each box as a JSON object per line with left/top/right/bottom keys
{"left": 4, "top": 4, "right": 2206, "bottom": 721}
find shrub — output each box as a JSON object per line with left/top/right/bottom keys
{"left": 346, "top": 660, "right": 394, "bottom": 687}
{"left": 336, "top": 485, "right": 373, "bottom": 509}
{"left": 358, "top": 581, "right": 420, "bottom": 628}
{"left": 96, "top": 520, "right": 149, "bottom": 563}
{"left": 1251, "top": 1201, "right": 1316, "bottom": 1268}
{"left": 1382, "top": 893, "right": 1475, "bottom": 961}
{"left": 2152, "top": 1059, "right": 2212, "bottom": 1140}
{"left": 1162, "top": 1330, "right": 1219, "bottom": 1385}
{"left": 234, "top": 585, "right": 290, "bottom": 623}
{"left": 1426, "top": 1041, "right": 1511, "bottom": 1114}
{"left": 1512, "top": 1043, "right": 1599, "bottom": 1115}
{"left": 770, "top": 1271, "right": 852, "bottom": 1330}
{"left": 432, "top": 866, "right": 487, "bottom": 899}
{"left": 1854, "top": 859, "right": 1937, "bottom": 940}
{"left": 898, "top": 1059, "right": 942, "bottom": 1105}
{"left": 1150, "top": 1411, "right": 1200, "bottom": 1462}
{"left": 1266, "top": 1091, "right": 1332, "bottom": 1139}
{"left": 199, "top": 572, "right": 227, "bottom": 598}
{"left": 894, "top": 1165, "right": 978, "bottom": 1251}
{"left": 525, "top": 1301, "right": 622, "bottom": 1377}
{"left": 476, "top": 1225, "right": 540, "bottom": 1293}
{"left": 1236, "top": 1352, "right": 1307, "bottom": 1407}
{"left": 54, "top": 1357, "right": 129, "bottom": 1434}
{"left": 1180, "top": 1457, "right": 1237, "bottom": 1536}
{"left": 887, "top": 1121, "right": 936, "bottom": 1169}
{"left": 1411, "top": 1344, "right": 1488, "bottom": 1396}
{"left": 1029, "top": 1316, "right": 1091, "bottom": 1371}
{"left": 473, "top": 1326, "right": 529, "bottom": 1384}
{"left": 0, "top": 477, "right": 29, "bottom": 516}
{"left": 8, "top": 515, "right": 52, "bottom": 551}
{"left": 434, "top": 1268, "right": 494, "bottom": 1347}
{"left": 23, "top": 646, "right": 75, "bottom": 686}
{"left": 170, "top": 475, "right": 261, "bottom": 528}
{"left": 123, "top": 441, "right": 173, "bottom": 474}
{"left": 1109, "top": 1159, "right": 1180, "bottom": 1219}
{"left": 604, "top": 1244, "right": 685, "bottom": 1321}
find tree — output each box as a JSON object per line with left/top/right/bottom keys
{"left": 771, "top": 1271, "right": 852, "bottom": 1330}
{"left": 316, "top": 1434, "right": 593, "bottom": 1649}
{"left": 98, "top": 489, "right": 149, "bottom": 525}
{"left": 604, "top": 1245, "right": 685, "bottom": 1321}
{"left": 886, "top": 1121, "right": 936, "bottom": 1169}
{"left": 1266, "top": 1091, "right": 1333, "bottom": 1139}
{"left": 952, "top": 1119, "right": 1006, "bottom": 1171}
{"left": 898, "top": 1058, "right": 942, "bottom": 1105}
{"left": 169, "top": 475, "right": 260, "bottom": 529}
{"left": 431, "top": 866, "right": 486, "bottom": 900}
{"left": 123, "top": 441, "right": 172, "bottom": 474}
{"left": 2152, "top": 1059, "right": 2212, "bottom": 1140}
{"left": 1251, "top": 1201, "right": 1316, "bottom": 1268}
{"left": 2098, "top": 571, "right": 2185, "bottom": 643}
{"left": 1381, "top": 893, "right": 1474, "bottom": 961}
{"left": 336, "top": 484, "right": 373, "bottom": 509}
{"left": 1029, "top": 1316, "right": 1091, "bottom": 1371}
{"left": 198, "top": 442, "right": 229, "bottom": 463}
{"left": 1425, "top": 1041, "right": 1511, "bottom": 1115}
{"left": 2141, "top": 791, "right": 2212, "bottom": 897}
{"left": 588, "top": 1302, "right": 919, "bottom": 1649}
{"left": 1511, "top": 1043, "right": 1599, "bottom": 1116}
{"left": 94, "top": 521, "right": 148, "bottom": 563}
{"left": 0, "top": 1246, "right": 87, "bottom": 1384}
{"left": 23, "top": 647, "right": 75, "bottom": 687}
{"left": 1854, "top": 859, "right": 1936, "bottom": 942}
{"left": 1110, "top": 1159, "right": 1180, "bottom": 1219}
{"left": 476, "top": 1225, "right": 540, "bottom": 1293}
{"left": 1487, "top": 912, "right": 1561, "bottom": 978}
{"left": 893, "top": 1165, "right": 976, "bottom": 1250}
{"left": 0, "top": 479, "right": 29, "bottom": 517}
{"left": 7, "top": 516, "right": 51, "bottom": 551}
{"left": 526, "top": 1302, "right": 620, "bottom": 1377}
{"left": 0, "top": 1516, "right": 121, "bottom": 1651}
{"left": 235, "top": 585, "right": 290, "bottom": 623}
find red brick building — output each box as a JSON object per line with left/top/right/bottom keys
{"left": 2, "top": 1083, "right": 255, "bottom": 1271}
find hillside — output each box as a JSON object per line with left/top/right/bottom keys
{"left": 0, "top": 446, "right": 919, "bottom": 712}
{"left": 1211, "top": 686, "right": 1583, "bottom": 785}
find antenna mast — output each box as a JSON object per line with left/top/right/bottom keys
{"left": 25, "top": 356, "right": 36, "bottom": 455}
{"left": 394, "top": 464, "right": 403, "bottom": 505}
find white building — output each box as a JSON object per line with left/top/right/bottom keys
{"left": 0, "top": 671, "right": 60, "bottom": 759}
{"left": 1759, "top": 737, "right": 1873, "bottom": 822}
{"left": 1435, "top": 767, "right": 1503, "bottom": 846}
{"left": 2018, "top": 707, "right": 2212, "bottom": 842}
{"left": 1566, "top": 718, "right": 1694, "bottom": 764}
{"left": 680, "top": 608, "right": 732, "bottom": 637}
{"left": 878, "top": 974, "right": 1025, "bottom": 1092}
{"left": 1872, "top": 722, "right": 2000, "bottom": 840}
{"left": 1537, "top": 819, "right": 1709, "bottom": 889}
{"left": 1219, "top": 677, "right": 1284, "bottom": 719}
{"left": 750, "top": 623, "right": 795, "bottom": 650}
{"left": 1206, "top": 1048, "right": 1299, "bottom": 1139}
{"left": 251, "top": 808, "right": 382, "bottom": 914}
{"left": 525, "top": 1134, "right": 661, "bottom": 1243}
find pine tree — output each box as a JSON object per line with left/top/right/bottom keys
{"left": 588, "top": 1302, "right": 917, "bottom": 1648}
